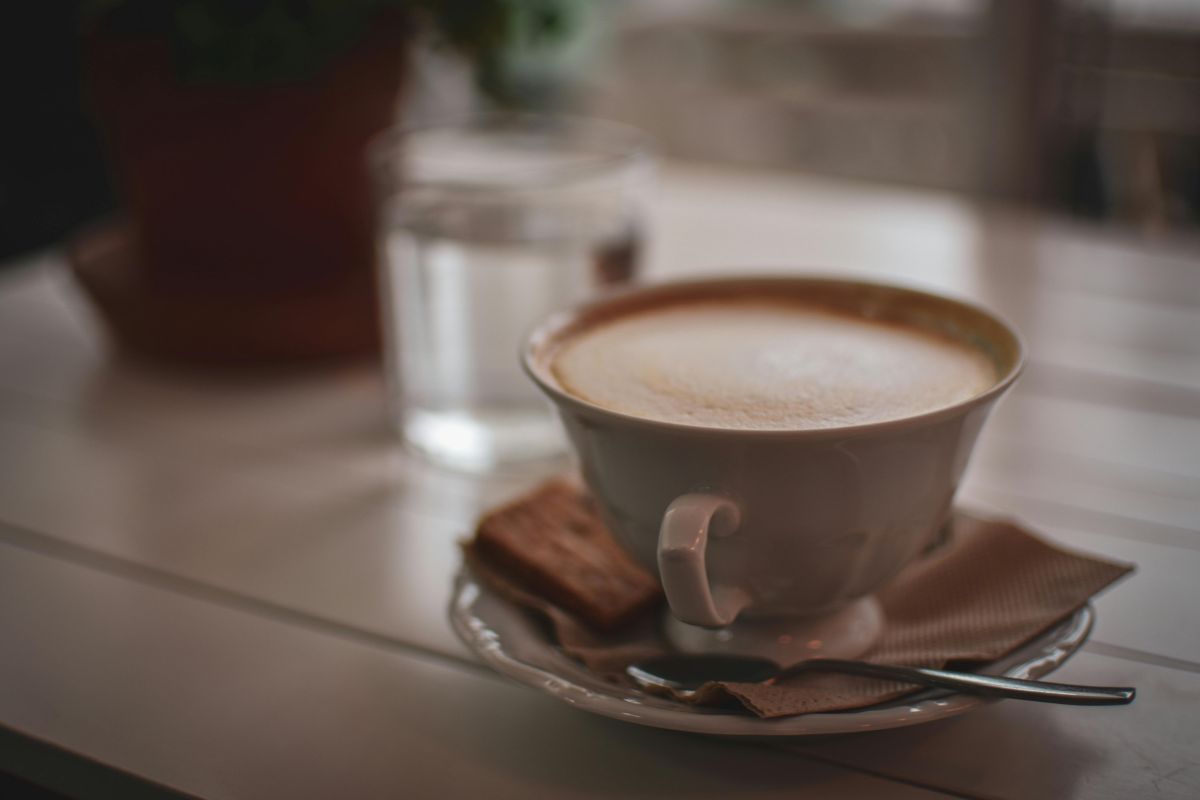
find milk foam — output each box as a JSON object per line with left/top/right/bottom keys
{"left": 551, "top": 302, "right": 996, "bottom": 430}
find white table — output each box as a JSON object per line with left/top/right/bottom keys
{"left": 1, "top": 163, "right": 1197, "bottom": 799}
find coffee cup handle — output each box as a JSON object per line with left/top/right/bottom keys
{"left": 657, "top": 494, "right": 748, "bottom": 628}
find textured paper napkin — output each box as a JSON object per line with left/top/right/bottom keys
{"left": 464, "top": 480, "right": 1133, "bottom": 719}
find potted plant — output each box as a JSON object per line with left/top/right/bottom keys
{"left": 72, "top": 0, "right": 552, "bottom": 366}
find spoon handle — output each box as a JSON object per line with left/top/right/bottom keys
{"left": 775, "top": 659, "right": 1135, "bottom": 706}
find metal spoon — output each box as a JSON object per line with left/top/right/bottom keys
{"left": 627, "top": 655, "right": 1135, "bottom": 706}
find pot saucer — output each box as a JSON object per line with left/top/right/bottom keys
{"left": 68, "top": 220, "right": 379, "bottom": 366}
{"left": 448, "top": 566, "right": 1095, "bottom": 736}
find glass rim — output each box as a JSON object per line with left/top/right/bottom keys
{"left": 367, "top": 112, "right": 654, "bottom": 195}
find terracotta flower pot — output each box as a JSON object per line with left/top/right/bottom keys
{"left": 76, "top": 11, "right": 410, "bottom": 366}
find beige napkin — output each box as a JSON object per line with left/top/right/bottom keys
{"left": 465, "top": 482, "right": 1133, "bottom": 719}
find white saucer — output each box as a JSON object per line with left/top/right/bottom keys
{"left": 449, "top": 567, "right": 1096, "bottom": 736}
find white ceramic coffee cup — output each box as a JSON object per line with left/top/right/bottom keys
{"left": 523, "top": 276, "right": 1023, "bottom": 660}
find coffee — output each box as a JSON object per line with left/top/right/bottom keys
{"left": 550, "top": 300, "right": 996, "bottom": 430}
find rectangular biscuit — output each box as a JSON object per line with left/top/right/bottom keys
{"left": 470, "top": 479, "right": 661, "bottom": 631}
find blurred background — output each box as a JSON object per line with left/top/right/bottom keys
{"left": 4, "top": 0, "right": 1199, "bottom": 266}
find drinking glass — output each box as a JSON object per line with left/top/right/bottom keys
{"left": 372, "top": 115, "right": 652, "bottom": 471}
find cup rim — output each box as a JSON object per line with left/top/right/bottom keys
{"left": 521, "top": 274, "right": 1026, "bottom": 440}
{"left": 366, "top": 111, "right": 654, "bottom": 195}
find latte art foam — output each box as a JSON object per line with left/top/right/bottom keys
{"left": 551, "top": 302, "right": 996, "bottom": 430}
